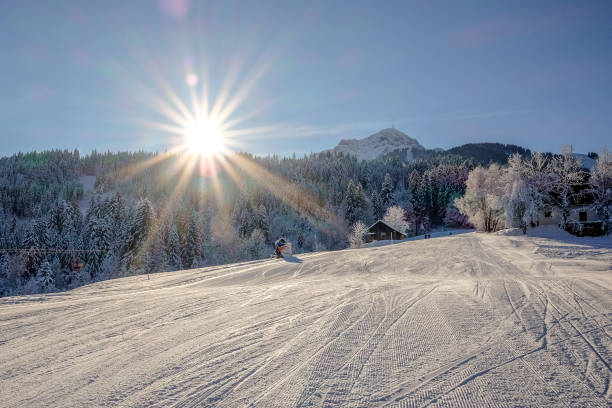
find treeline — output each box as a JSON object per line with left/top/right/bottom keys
{"left": 0, "top": 148, "right": 477, "bottom": 296}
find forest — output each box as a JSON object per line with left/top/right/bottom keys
{"left": 0, "top": 143, "right": 608, "bottom": 296}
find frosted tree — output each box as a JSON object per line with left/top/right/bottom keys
{"left": 504, "top": 171, "right": 530, "bottom": 233}
{"left": 549, "top": 147, "right": 586, "bottom": 228}
{"left": 348, "top": 220, "right": 368, "bottom": 248}
{"left": 589, "top": 149, "right": 612, "bottom": 232}
{"left": 503, "top": 154, "right": 538, "bottom": 233}
{"left": 383, "top": 205, "right": 409, "bottom": 234}
{"left": 521, "top": 152, "right": 556, "bottom": 224}
{"left": 455, "top": 165, "right": 505, "bottom": 232}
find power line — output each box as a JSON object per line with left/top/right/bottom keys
{"left": 0, "top": 248, "right": 106, "bottom": 253}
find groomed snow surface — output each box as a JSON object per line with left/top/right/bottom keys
{"left": 1, "top": 229, "right": 611, "bottom": 407}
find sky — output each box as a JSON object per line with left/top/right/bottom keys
{"left": 1, "top": 0, "right": 611, "bottom": 157}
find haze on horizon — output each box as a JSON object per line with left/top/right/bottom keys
{"left": 1, "top": 0, "right": 611, "bottom": 157}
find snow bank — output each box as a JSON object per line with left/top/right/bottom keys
{"left": 494, "top": 228, "right": 524, "bottom": 236}
{"left": 361, "top": 228, "right": 474, "bottom": 248}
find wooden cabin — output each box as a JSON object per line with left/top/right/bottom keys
{"left": 366, "top": 220, "right": 405, "bottom": 242}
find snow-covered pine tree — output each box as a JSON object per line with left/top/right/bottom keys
{"left": 371, "top": 192, "right": 384, "bottom": 220}
{"left": 122, "top": 198, "right": 155, "bottom": 273}
{"left": 345, "top": 180, "right": 368, "bottom": 226}
{"left": 23, "top": 217, "right": 45, "bottom": 278}
{"left": 381, "top": 173, "right": 395, "bottom": 208}
{"left": 166, "top": 223, "right": 182, "bottom": 271}
{"left": 0, "top": 253, "right": 10, "bottom": 296}
{"left": 37, "top": 260, "right": 55, "bottom": 292}
{"left": 184, "top": 211, "right": 203, "bottom": 268}
{"left": 243, "top": 229, "right": 267, "bottom": 259}
{"left": 253, "top": 204, "right": 269, "bottom": 240}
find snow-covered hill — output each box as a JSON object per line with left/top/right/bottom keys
{"left": 1, "top": 231, "right": 610, "bottom": 407}
{"left": 332, "top": 127, "right": 425, "bottom": 160}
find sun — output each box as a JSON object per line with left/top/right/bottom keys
{"left": 184, "top": 118, "right": 224, "bottom": 156}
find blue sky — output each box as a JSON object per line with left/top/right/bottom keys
{"left": 1, "top": 0, "right": 611, "bottom": 156}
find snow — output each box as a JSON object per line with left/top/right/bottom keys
{"left": 1, "top": 232, "right": 611, "bottom": 407}
{"left": 362, "top": 228, "right": 475, "bottom": 248}
{"left": 332, "top": 128, "right": 424, "bottom": 160}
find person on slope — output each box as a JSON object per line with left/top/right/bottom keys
{"left": 274, "top": 237, "right": 287, "bottom": 258}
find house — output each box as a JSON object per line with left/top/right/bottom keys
{"left": 366, "top": 220, "right": 406, "bottom": 242}
{"left": 537, "top": 205, "right": 608, "bottom": 236}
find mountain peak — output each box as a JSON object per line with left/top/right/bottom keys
{"left": 333, "top": 128, "right": 424, "bottom": 160}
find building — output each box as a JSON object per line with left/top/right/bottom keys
{"left": 366, "top": 220, "right": 406, "bottom": 242}
{"left": 537, "top": 205, "right": 609, "bottom": 236}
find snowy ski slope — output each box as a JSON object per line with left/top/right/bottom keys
{"left": 1, "top": 231, "right": 611, "bottom": 407}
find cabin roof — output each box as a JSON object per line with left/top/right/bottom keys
{"left": 367, "top": 220, "right": 405, "bottom": 235}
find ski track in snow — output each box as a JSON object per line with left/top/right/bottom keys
{"left": 0, "top": 233, "right": 611, "bottom": 407}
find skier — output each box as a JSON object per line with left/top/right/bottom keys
{"left": 274, "top": 237, "right": 287, "bottom": 258}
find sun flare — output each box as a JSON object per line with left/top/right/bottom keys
{"left": 184, "top": 118, "right": 224, "bottom": 156}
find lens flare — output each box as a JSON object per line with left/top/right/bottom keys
{"left": 186, "top": 73, "right": 198, "bottom": 87}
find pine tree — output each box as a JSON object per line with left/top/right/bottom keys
{"left": 184, "top": 211, "right": 203, "bottom": 268}
{"left": 37, "top": 260, "right": 55, "bottom": 292}
{"left": 122, "top": 198, "right": 155, "bottom": 273}
{"left": 345, "top": 180, "right": 368, "bottom": 225}
{"left": 381, "top": 173, "right": 395, "bottom": 208}
{"left": 371, "top": 192, "right": 384, "bottom": 220}
{"left": 167, "top": 223, "right": 182, "bottom": 271}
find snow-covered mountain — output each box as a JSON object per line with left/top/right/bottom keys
{"left": 332, "top": 128, "right": 424, "bottom": 161}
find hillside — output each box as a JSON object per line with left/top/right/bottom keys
{"left": 0, "top": 149, "right": 472, "bottom": 296}
{"left": 1, "top": 230, "right": 610, "bottom": 407}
